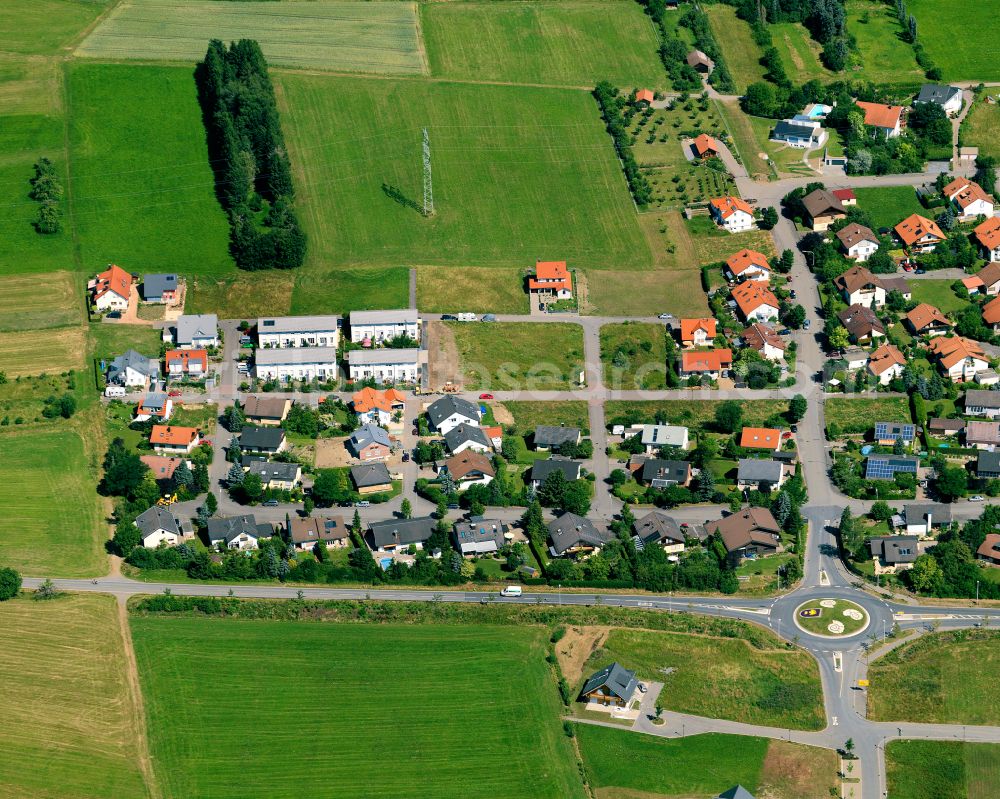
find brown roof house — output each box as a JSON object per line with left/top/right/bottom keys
{"left": 964, "top": 421, "right": 1000, "bottom": 450}
{"left": 800, "top": 188, "right": 846, "bottom": 231}
{"left": 904, "top": 303, "right": 952, "bottom": 338}
{"left": 288, "top": 516, "right": 349, "bottom": 551}
{"left": 867, "top": 343, "right": 906, "bottom": 386}
{"left": 836, "top": 223, "right": 880, "bottom": 263}
{"left": 741, "top": 322, "right": 786, "bottom": 362}
{"left": 977, "top": 533, "right": 1000, "bottom": 566}
{"left": 706, "top": 507, "right": 783, "bottom": 566}
{"left": 439, "top": 451, "right": 495, "bottom": 491}
{"left": 834, "top": 266, "right": 896, "bottom": 308}
{"left": 838, "top": 304, "right": 885, "bottom": 345}
{"left": 243, "top": 395, "right": 291, "bottom": 426}
{"left": 687, "top": 49, "right": 714, "bottom": 72}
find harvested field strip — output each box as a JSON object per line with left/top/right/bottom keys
{"left": 0, "top": 271, "right": 82, "bottom": 332}
{"left": 0, "top": 325, "right": 86, "bottom": 376}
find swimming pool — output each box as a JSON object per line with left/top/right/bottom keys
{"left": 379, "top": 557, "right": 392, "bottom": 571}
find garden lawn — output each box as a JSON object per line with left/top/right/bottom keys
{"left": 67, "top": 63, "right": 234, "bottom": 278}
{"left": 582, "top": 267, "right": 709, "bottom": 316}
{"left": 448, "top": 321, "right": 585, "bottom": 391}
{"left": 771, "top": 22, "right": 834, "bottom": 83}
{"left": 704, "top": 5, "right": 766, "bottom": 94}
{"left": 189, "top": 272, "right": 296, "bottom": 318}
{"left": 747, "top": 114, "right": 816, "bottom": 177}
{"left": 716, "top": 97, "right": 773, "bottom": 180}
{"left": 0, "top": 594, "right": 149, "bottom": 799}
{"left": 0, "top": 0, "right": 110, "bottom": 54}
{"left": 0, "top": 271, "right": 82, "bottom": 332}
{"left": 600, "top": 322, "right": 668, "bottom": 391}
{"left": 277, "top": 73, "right": 651, "bottom": 272}
{"left": 0, "top": 429, "right": 106, "bottom": 576}
{"left": 868, "top": 630, "right": 1000, "bottom": 725}
{"left": 685, "top": 214, "right": 776, "bottom": 265}
{"left": 907, "top": 0, "right": 1000, "bottom": 82}
{"left": 909, "top": 280, "right": 971, "bottom": 314}
{"left": 0, "top": 325, "right": 86, "bottom": 377}
{"left": 576, "top": 726, "right": 836, "bottom": 799}
{"left": 77, "top": 0, "right": 425, "bottom": 74}
{"left": 421, "top": 0, "right": 663, "bottom": 87}
{"left": 131, "top": 617, "right": 585, "bottom": 799}
{"left": 89, "top": 321, "right": 163, "bottom": 361}
{"left": 589, "top": 627, "right": 824, "bottom": 729}
{"left": 500, "top": 400, "right": 591, "bottom": 436}
{"left": 605, "top": 399, "right": 790, "bottom": 431}
{"left": 845, "top": 0, "right": 923, "bottom": 85}
{"left": 417, "top": 266, "right": 528, "bottom": 314}
{"left": 824, "top": 397, "right": 911, "bottom": 434}
{"left": 961, "top": 99, "right": 1000, "bottom": 160}
{"left": 853, "top": 185, "right": 925, "bottom": 230}
{"left": 886, "top": 740, "right": 1000, "bottom": 799}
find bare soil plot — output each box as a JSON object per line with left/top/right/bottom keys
{"left": 314, "top": 436, "right": 352, "bottom": 469}
{"left": 555, "top": 625, "right": 611, "bottom": 686}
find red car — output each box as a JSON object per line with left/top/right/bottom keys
{"left": 479, "top": 393, "right": 494, "bottom": 400}
{"left": 168, "top": 390, "right": 182, "bottom": 397}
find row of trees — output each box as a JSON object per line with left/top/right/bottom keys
{"left": 593, "top": 82, "right": 653, "bottom": 207}
{"left": 195, "top": 39, "right": 306, "bottom": 270}
{"left": 29, "top": 158, "right": 63, "bottom": 235}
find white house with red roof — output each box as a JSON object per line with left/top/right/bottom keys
{"left": 942, "top": 177, "right": 995, "bottom": 220}
{"left": 725, "top": 249, "right": 770, "bottom": 282}
{"left": 975, "top": 217, "right": 1000, "bottom": 263}
{"left": 730, "top": 281, "right": 779, "bottom": 323}
{"left": 855, "top": 101, "right": 905, "bottom": 138}
{"left": 709, "top": 196, "right": 755, "bottom": 233}
{"left": 89, "top": 264, "right": 133, "bottom": 312}
{"left": 529, "top": 260, "right": 573, "bottom": 302}
{"left": 679, "top": 349, "right": 732, "bottom": 379}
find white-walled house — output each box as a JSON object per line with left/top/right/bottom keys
{"left": 135, "top": 506, "right": 183, "bottom": 549}
{"left": 730, "top": 281, "right": 779, "bottom": 323}
{"left": 836, "top": 223, "right": 880, "bottom": 262}
{"left": 349, "top": 309, "right": 420, "bottom": 344}
{"left": 427, "top": 396, "right": 481, "bottom": 434}
{"left": 975, "top": 218, "right": 1000, "bottom": 264}
{"left": 169, "top": 314, "right": 219, "bottom": 349}
{"left": 942, "top": 177, "right": 995, "bottom": 220}
{"left": 834, "top": 266, "right": 886, "bottom": 308}
{"left": 709, "top": 196, "right": 756, "bottom": 233}
{"left": 257, "top": 315, "right": 340, "bottom": 349}
{"left": 867, "top": 343, "right": 906, "bottom": 386}
{"left": 347, "top": 348, "right": 422, "bottom": 384}
{"left": 255, "top": 347, "right": 339, "bottom": 382}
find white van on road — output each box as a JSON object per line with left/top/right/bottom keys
{"left": 500, "top": 586, "right": 522, "bottom": 598}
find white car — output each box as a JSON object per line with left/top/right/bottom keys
{"left": 969, "top": 495, "right": 985, "bottom": 502}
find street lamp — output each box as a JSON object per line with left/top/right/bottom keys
{"left": 976, "top": 581, "right": 980, "bottom": 604}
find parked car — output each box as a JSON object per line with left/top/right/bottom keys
{"left": 402, "top": 453, "right": 410, "bottom": 462}
{"left": 778, "top": 328, "right": 792, "bottom": 336}
{"left": 337, "top": 501, "right": 353, "bottom": 507}
{"left": 168, "top": 390, "right": 182, "bottom": 397}
{"left": 355, "top": 500, "right": 371, "bottom": 508}
{"left": 803, "top": 319, "right": 811, "bottom": 329}
{"left": 969, "top": 495, "right": 985, "bottom": 502}
{"left": 106, "top": 311, "right": 121, "bottom": 319}
{"left": 262, "top": 499, "right": 279, "bottom": 507}
{"left": 915, "top": 268, "right": 925, "bottom": 274}
{"left": 481, "top": 314, "right": 496, "bottom": 322}
{"left": 447, "top": 503, "right": 459, "bottom": 510}
{"left": 658, "top": 313, "right": 673, "bottom": 320}
{"left": 479, "top": 393, "right": 494, "bottom": 400}
{"left": 790, "top": 424, "right": 798, "bottom": 433}
{"left": 441, "top": 314, "right": 457, "bottom": 321}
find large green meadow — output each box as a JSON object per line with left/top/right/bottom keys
{"left": 131, "top": 617, "right": 586, "bottom": 799}
{"left": 886, "top": 740, "right": 1000, "bottom": 799}
{"left": 277, "top": 73, "right": 651, "bottom": 276}
{"left": 422, "top": 0, "right": 662, "bottom": 87}
{"left": 908, "top": 0, "right": 1000, "bottom": 82}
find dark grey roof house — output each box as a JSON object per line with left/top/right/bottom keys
{"left": 580, "top": 662, "right": 638, "bottom": 706}
{"left": 443, "top": 424, "right": 491, "bottom": 454}
{"left": 107, "top": 349, "right": 159, "bottom": 385}
{"left": 632, "top": 511, "right": 685, "bottom": 549}
{"left": 964, "top": 389, "right": 1000, "bottom": 417}
{"left": 246, "top": 460, "right": 300, "bottom": 485}
{"left": 548, "top": 512, "right": 611, "bottom": 556}
{"left": 452, "top": 516, "right": 509, "bottom": 555}
{"left": 350, "top": 462, "right": 393, "bottom": 489}
{"left": 142, "top": 273, "right": 178, "bottom": 302}
{"left": 977, "top": 450, "right": 1000, "bottom": 478}
{"left": 240, "top": 426, "right": 286, "bottom": 453}
{"left": 718, "top": 787, "right": 757, "bottom": 799}
{"left": 915, "top": 84, "right": 961, "bottom": 108}
{"left": 366, "top": 516, "right": 437, "bottom": 551}
{"left": 902, "top": 503, "right": 951, "bottom": 531}
{"left": 206, "top": 515, "right": 273, "bottom": 549}
{"left": 737, "top": 458, "right": 784, "bottom": 489}
{"left": 868, "top": 535, "right": 919, "bottom": 565}
{"left": 640, "top": 459, "right": 690, "bottom": 488}
{"left": 134, "top": 506, "right": 180, "bottom": 541}
{"left": 530, "top": 457, "right": 582, "bottom": 487}
{"left": 427, "top": 396, "right": 480, "bottom": 430}
{"left": 534, "top": 425, "right": 581, "bottom": 450}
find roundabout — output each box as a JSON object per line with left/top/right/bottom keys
{"left": 793, "top": 597, "right": 870, "bottom": 638}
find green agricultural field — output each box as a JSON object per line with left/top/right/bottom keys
{"left": 869, "top": 631, "right": 1000, "bottom": 725}
{"left": 67, "top": 63, "right": 234, "bottom": 278}
{"left": 853, "top": 186, "right": 925, "bottom": 230}
{"left": 277, "top": 73, "right": 651, "bottom": 272}
{"left": 824, "top": 397, "right": 911, "bottom": 434}
{"left": 0, "top": 594, "right": 150, "bottom": 799}
{"left": 416, "top": 266, "right": 529, "bottom": 314}
{"left": 909, "top": 280, "right": 972, "bottom": 315}
{"left": 961, "top": 98, "right": 1000, "bottom": 160}
{"left": 845, "top": 0, "right": 923, "bottom": 85}
{"left": 0, "top": 325, "right": 86, "bottom": 377}
{"left": 0, "top": 429, "right": 106, "bottom": 576}
{"left": 771, "top": 22, "right": 835, "bottom": 83}
{"left": 589, "top": 628, "right": 824, "bottom": 729}
{"left": 498, "top": 400, "right": 591, "bottom": 435}
{"left": 0, "top": 271, "right": 82, "bottom": 332}
{"left": 600, "top": 322, "right": 668, "bottom": 391}
{"left": 0, "top": 371, "right": 89, "bottom": 427}
{"left": 704, "top": 5, "right": 766, "bottom": 94}
{"left": 447, "top": 321, "right": 585, "bottom": 391}
{"left": 291, "top": 267, "right": 410, "bottom": 317}
{"left": 576, "top": 726, "right": 836, "bottom": 799}
{"left": 0, "top": 0, "right": 109, "bottom": 55}
{"left": 190, "top": 272, "right": 295, "bottom": 318}
{"left": 77, "top": 0, "right": 425, "bottom": 74}
{"left": 131, "top": 617, "right": 586, "bottom": 799}
{"left": 605, "top": 399, "right": 790, "bottom": 431}
{"left": 907, "top": 0, "right": 999, "bottom": 82}
{"left": 422, "top": 0, "right": 662, "bottom": 87}
{"left": 886, "top": 740, "right": 1000, "bottom": 799}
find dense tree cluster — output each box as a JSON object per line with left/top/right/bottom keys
{"left": 28, "top": 158, "right": 63, "bottom": 235}
{"left": 677, "top": 6, "right": 736, "bottom": 94}
{"left": 195, "top": 40, "right": 306, "bottom": 270}
{"left": 593, "top": 82, "right": 653, "bottom": 207}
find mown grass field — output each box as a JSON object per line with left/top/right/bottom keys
{"left": 277, "top": 73, "right": 651, "bottom": 273}
{"left": 0, "top": 594, "right": 149, "bottom": 799}
{"left": 704, "top": 5, "right": 766, "bottom": 94}
{"left": 886, "top": 740, "right": 1000, "bottom": 799}
{"left": 605, "top": 399, "right": 790, "bottom": 433}
{"left": 448, "top": 321, "right": 585, "bottom": 391}
{"left": 824, "top": 397, "right": 911, "bottom": 434}
{"left": 771, "top": 22, "right": 835, "bottom": 83}
{"left": 869, "top": 631, "right": 1000, "bottom": 725}
{"left": 600, "top": 322, "right": 668, "bottom": 391}
{"left": 961, "top": 98, "right": 1000, "bottom": 160}
{"left": 89, "top": 321, "right": 163, "bottom": 362}
{"left": 292, "top": 267, "right": 410, "bottom": 317}
{"left": 0, "top": 429, "right": 106, "bottom": 576}
{"left": 907, "top": 0, "right": 999, "bottom": 82}
{"left": 845, "top": 0, "right": 923, "bottom": 85}
{"left": 67, "top": 63, "right": 234, "bottom": 278}
{"left": 582, "top": 267, "right": 710, "bottom": 317}
{"left": 78, "top": 0, "right": 425, "bottom": 74}
{"left": 589, "top": 628, "right": 824, "bottom": 729}
{"left": 577, "top": 726, "right": 836, "bottom": 799}
{"left": 909, "top": 280, "right": 972, "bottom": 315}
{"left": 0, "top": 325, "right": 86, "bottom": 376}
{"left": 500, "top": 400, "right": 592, "bottom": 435}
{"left": 422, "top": 0, "right": 662, "bottom": 87}
{"left": 416, "top": 266, "right": 529, "bottom": 314}
{"left": 0, "top": 0, "right": 109, "bottom": 55}
{"left": 131, "top": 617, "right": 585, "bottom": 799}
{"left": 853, "top": 185, "right": 925, "bottom": 230}
{"left": 0, "top": 271, "right": 82, "bottom": 332}
{"left": 716, "top": 97, "right": 774, "bottom": 180}
{"left": 685, "top": 215, "right": 777, "bottom": 265}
